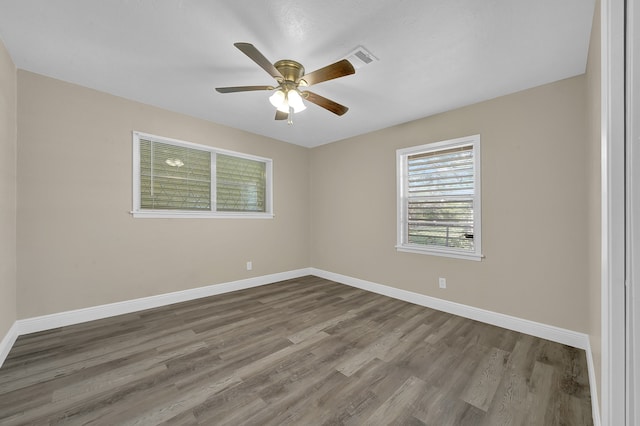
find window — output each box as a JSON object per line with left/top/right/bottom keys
{"left": 396, "top": 135, "right": 481, "bottom": 260}
{"left": 132, "top": 132, "right": 272, "bottom": 218}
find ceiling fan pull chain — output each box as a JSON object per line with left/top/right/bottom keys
{"left": 287, "top": 106, "right": 294, "bottom": 125}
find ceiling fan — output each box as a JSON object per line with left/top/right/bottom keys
{"left": 216, "top": 43, "right": 355, "bottom": 124}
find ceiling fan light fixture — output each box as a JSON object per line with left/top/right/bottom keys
{"left": 270, "top": 88, "right": 306, "bottom": 114}
{"left": 276, "top": 102, "right": 290, "bottom": 113}
{"left": 287, "top": 90, "right": 306, "bottom": 113}
{"left": 269, "top": 89, "right": 286, "bottom": 108}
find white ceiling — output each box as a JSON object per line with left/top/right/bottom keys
{"left": 0, "top": 0, "right": 595, "bottom": 148}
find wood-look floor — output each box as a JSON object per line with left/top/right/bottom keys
{"left": 0, "top": 276, "right": 593, "bottom": 425}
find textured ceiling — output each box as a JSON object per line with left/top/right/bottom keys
{"left": 0, "top": 0, "right": 596, "bottom": 147}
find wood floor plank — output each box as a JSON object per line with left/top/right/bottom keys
{"left": 288, "top": 311, "right": 357, "bottom": 344}
{"left": 0, "top": 276, "right": 594, "bottom": 425}
{"left": 482, "top": 335, "right": 538, "bottom": 426}
{"left": 365, "top": 375, "right": 428, "bottom": 424}
{"left": 527, "top": 360, "right": 557, "bottom": 426}
{"left": 460, "top": 347, "right": 511, "bottom": 411}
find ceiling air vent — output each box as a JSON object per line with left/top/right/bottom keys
{"left": 345, "top": 46, "right": 378, "bottom": 70}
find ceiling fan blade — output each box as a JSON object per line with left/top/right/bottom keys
{"left": 215, "top": 85, "right": 274, "bottom": 93}
{"left": 234, "top": 42, "right": 284, "bottom": 81}
{"left": 275, "top": 110, "right": 288, "bottom": 120}
{"left": 298, "top": 59, "right": 355, "bottom": 87}
{"left": 302, "top": 91, "right": 349, "bottom": 116}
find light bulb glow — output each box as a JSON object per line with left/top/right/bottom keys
{"left": 269, "top": 90, "right": 285, "bottom": 108}
{"left": 270, "top": 88, "right": 306, "bottom": 114}
{"left": 287, "top": 90, "right": 306, "bottom": 113}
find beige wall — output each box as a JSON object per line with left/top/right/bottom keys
{"left": 0, "top": 39, "right": 17, "bottom": 339}
{"left": 11, "top": 40, "right": 597, "bottom": 336}
{"left": 310, "top": 76, "right": 590, "bottom": 332}
{"left": 16, "top": 71, "right": 310, "bottom": 318}
{"left": 586, "top": 0, "right": 602, "bottom": 406}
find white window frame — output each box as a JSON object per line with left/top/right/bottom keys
{"left": 396, "top": 134, "right": 482, "bottom": 261}
{"left": 132, "top": 131, "right": 273, "bottom": 219}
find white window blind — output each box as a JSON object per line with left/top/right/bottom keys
{"left": 216, "top": 154, "right": 267, "bottom": 213}
{"left": 397, "top": 135, "right": 481, "bottom": 260}
{"left": 140, "top": 140, "right": 211, "bottom": 211}
{"left": 133, "top": 132, "right": 273, "bottom": 218}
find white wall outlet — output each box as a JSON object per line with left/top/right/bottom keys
{"left": 246, "top": 261, "right": 252, "bottom": 271}
{"left": 439, "top": 277, "right": 446, "bottom": 289}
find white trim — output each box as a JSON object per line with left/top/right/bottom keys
{"left": 133, "top": 131, "right": 272, "bottom": 163}
{"left": 16, "top": 268, "right": 312, "bottom": 336}
{"left": 132, "top": 131, "right": 274, "bottom": 218}
{"left": 309, "top": 268, "right": 590, "bottom": 349}
{"left": 627, "top": 0, "right": 640, "bottom": 424}
{"left": 2, "top": 266, "right": 595, "bottom": 361}
{"left": 396, "top": 245, "right": 483, "bottom": 261}
{"left": 396, "top": 134, "right": 482, "bottom": 261}
{"left": 601, "top": 0, "right": 627, "bottom": 424}
{"left": 131, "top": 211, "right": 275, "bottom": 219}
{"left": 2, "top": 268, "right": 589, "bottom": 347}
{"left": 0, "top": 322, "right": 18, "bottom": 368}
{"left": 587, "top": 338, "right": 603, "bottom": 426}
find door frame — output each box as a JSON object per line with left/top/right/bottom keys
{"left": 601, "top": 0, "right": 626, "bottom": 425}
{"left": 626, "top": 0, "right": 640, "bottom": 423}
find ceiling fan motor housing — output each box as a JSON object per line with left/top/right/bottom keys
{"left": 274, "top": 60, "right": 305, "bottom": 84}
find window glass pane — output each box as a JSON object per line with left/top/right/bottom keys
{"left": 407, "top": 146, "right": 474, "bottom": 197}
{"left": 140, "top": 139, "right": 211, "bottom": 210}
{"left": 405, "top": 143, "right": 476, "bottom": 252}
{"left": 407, "top": 199, "right": 474, "bottom": 250}
{"left": 134, "top": 132, "right": 273, "bottom": 217}
{"left": 216, "top": 154, "right": 266, "bottom": 212}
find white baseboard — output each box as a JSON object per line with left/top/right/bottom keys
{"left": 0, "top": 321, "right": 19, "bottom": 368}
{"left": 16, "top": 268, "right": 313, "bottom": 336}
{"left": 7, "top": 267, "right": 592, "bottom": 350}
{"left": 310, "top": 268, "right": 591, "bottom": 350}
{"left": 585, "top": 339, "right": 602, "bottom": 426}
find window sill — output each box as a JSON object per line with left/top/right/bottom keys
{"left": 396, "top": 245, "right": 483, "bottom": 261}
{"left": 131, "top": 210, "right": 274, "bottom": 219}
